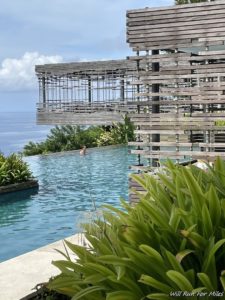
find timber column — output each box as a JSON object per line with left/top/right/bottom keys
{"left": 42, "top": 76, "right": 46, "bottom": 108}
{"left": 120, "top": 74, "right": 125, "bottom": 102}
{"left": 88, "top": 76, "right": 92, "bottom": 105}
{"left": 151, "top": 50, "right": 160, "bottom": 167}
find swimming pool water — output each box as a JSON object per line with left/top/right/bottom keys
{"left": 0, "top": 146, "right": 136, "bottom": 262}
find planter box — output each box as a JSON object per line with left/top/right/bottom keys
{"left": 0, "top": 179, "right": 39, "bottom": 195}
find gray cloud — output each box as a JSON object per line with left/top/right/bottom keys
{"left": 0, "top": 52, "right": 63, "bottom": 91}
{"left": 0, "top": 0, "right": 173, "bottom": 103}
{"left": 0, "top": 0, "right": 173, "bottom": 62}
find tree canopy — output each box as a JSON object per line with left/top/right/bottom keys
{"left": 175, "top": 0, "right": 209, "bottom": 5}
{"left": 23, "top": 117, "right": 135, "bottom": 156}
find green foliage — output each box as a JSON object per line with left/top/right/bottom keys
{"left": 96, "top": 131, "right": 115, "bottom": 146}
{"left": 23, "top": 116, "right": 135, "bottom": 156}
{"left": 215, "top": 120, "right": 225, "bottom": 127}
{"left": 23, "top": 125, "right": 104, "bottom": 156}
{"left": 0, "top": 153, "right": 33, "bottom": 186}
{"left": 111, "top": 115, "right": 135, "bottom": 145}
{"left": 47, "top": 157, "right": 225, "bottom": 299}
{"left": 31, "top": 282, "right": 70, "bottom": 300}
{"left": 175, "top": 0, "right": 207, "bottom": 5}
{"left": 97, "top": 115, "right": 135, "bottom": 146}
{"left": 23, "top": 141, "right": 46, "bottom": 156}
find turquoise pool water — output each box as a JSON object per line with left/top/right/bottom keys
{"left": 0, "top": 146, "right": 136, "bottom": 262}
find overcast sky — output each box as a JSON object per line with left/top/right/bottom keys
{"left": 0, "top": 0, "right": 173, "bottom": 112}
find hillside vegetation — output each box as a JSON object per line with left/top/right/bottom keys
{"left": 23, "top": 116, "right": 135, "bottom": 156}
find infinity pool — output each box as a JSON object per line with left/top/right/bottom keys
{"left": 0, "top": 146, "right": 135, "bottom": 262}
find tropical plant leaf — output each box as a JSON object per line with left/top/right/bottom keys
{"left": 176, "top": 249, "right": 194, "bottom": 263}
{"left": 166, "top": 270, "right": 193, "bottom": 291}
{"left": 202, "top": 239, "right": 225, "bottom": 272}
{"left": 146, "top": 293, "right": 171, "bottom": 300}
{"left": 106, "top": 290, "right": 138, "bottom": 300}
{"left": 139, "top": 274, "right": 172, "bottom": 293}
{"left": 197, "top": 273, "right": 215, "bottom": 291}
{"left": 71, "top": 286, "right": 105, "bottom": 300}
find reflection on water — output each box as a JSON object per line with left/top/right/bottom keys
{"left": 0, "top": 146, "right": 136, "bottom": 262}
{"left": 0, "top": 187, "right": 38, "bottom": 204}
{"left": 0, "top": 188, "right": 38, "bottom": 227}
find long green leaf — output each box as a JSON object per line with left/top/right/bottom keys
{"left": 203, "top": 239, "right": 225, "bottom": 272}
{"left": 220, "top": 270, "right": 225, "bottom": 291}
{"left": 197, "top": 273, "right": 215, "bottom": 291}
{"left": 201, "top": 204, "right": 213, "bottom": 238}
{"left": 182, "top": 167, "right": 204, "bottom": 216}
{"left": 164, "top": 250, "right": 184, "bottom": 275}
{"left": 52, "top": 260, "right": 79, "bottom": 276}
{"left": 176, "top": 249, "right": 194, "bottom": 263}
{"left": 109, "top": 275, "right": 143, "bottom": 296}
{"left": 141, "top": 199, "right": 171, "bottom": 230}
{"left": 84, "top": 262, "right": 115, "bottom": 276}
{"left": 139, "top": 244, "right": 164, "bottom": 265}
{"left": 139, "top": 274, "right": 172, "bottom": 293}
{"left": 158, "top": 173, "right": 176, "bottom": 195}
{"left": 146, "top": 293, "right": 171, "bottom": 300}
{"left": 180, "top": 230, "right": 207, "bottom": 249}
{"left": 214, "top": 157, "right": 225, "bottom": 186}
{"left": 166, "top": 270, "right": 193, "bottom": 291}
{"left": 98, "top": 255, "right": 131, "bottom": 266}
{"left": 207, "top": 184, "right": 221, "bottom": 228}
{"left": 72, "top": 286, "right": 105, "bottom": 300}
{"left": 64, "top": 240, "right": 96, "bottom": 262}
{"left": 106, "top": 290, "right": 137, "bottom": 300}
{"left": 83, "top": 273, "right": 107, "bottom": 284}
{"left": 131, "top": 174, "right": 147, "bottom": 190}
{"left": 169, "top": 205, "right": 181, "bottom": 232}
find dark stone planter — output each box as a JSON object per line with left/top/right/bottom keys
{"left": 0, "top": 179, "right": 39, "bottom": 195}
{"left": 21, "top": 288, "right": 70, "bottom": 300}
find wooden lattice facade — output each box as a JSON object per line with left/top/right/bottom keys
{"left": 36, "top": 60, "right": 141, "bottom": 125}
{"left": 36, "top": 0, "right": 225, "bottom": 169}
{"left": 127, "top": 0, "right": 225, "bottom": 169}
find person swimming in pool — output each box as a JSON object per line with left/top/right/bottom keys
{"left": 80, "top": 145, "right": 87, "bottom": 155}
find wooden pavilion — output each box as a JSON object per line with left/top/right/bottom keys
{"left": 36, "top": 0, "right": 225, "bottom": 174}
{"left": 36, "top": 59, "right": 141, "bottom": 125}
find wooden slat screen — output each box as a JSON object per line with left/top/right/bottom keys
{"left": 126, "top": 0, "right": 225, "bottom": 171}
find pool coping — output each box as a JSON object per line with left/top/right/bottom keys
{"left": 23, "top": 143, "right": 128, "bottom": 158}
{"left": 0, "top": 233, "right": 85, "bottom": 300}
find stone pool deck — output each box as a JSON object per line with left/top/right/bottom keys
{"left": 0, "top": 234, "right": 85, "bottom": 300}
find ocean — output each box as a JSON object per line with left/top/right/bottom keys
{"left": 0, "top": 112, "right": 53, "bottom": 155}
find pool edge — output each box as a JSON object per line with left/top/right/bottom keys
{"left": 0, "top": 233, "right": 85, "bottom": 300}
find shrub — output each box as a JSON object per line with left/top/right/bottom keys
{"left": 47, "top": 158, "right": 225, "bottom": 299}
{"left": 97, "top": 115, "right": 135, "bottom": 147}
{"left": 23, "top": 141, "right": 46, "bottom": 156}
{"left": 175, "top": 0, "right": 207, "bottom": 5}
{"left": 0, "top": 153, "right": 33, "bottom": 186}
{"left": 96, "top": 131, "right": 115, "bottom": 146}
{"left": 23, "top": 116, "right": 135, "bottom": 156}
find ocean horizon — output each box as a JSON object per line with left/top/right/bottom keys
{"left": 0, "top": 111, "right": 53, "bottom": 155}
